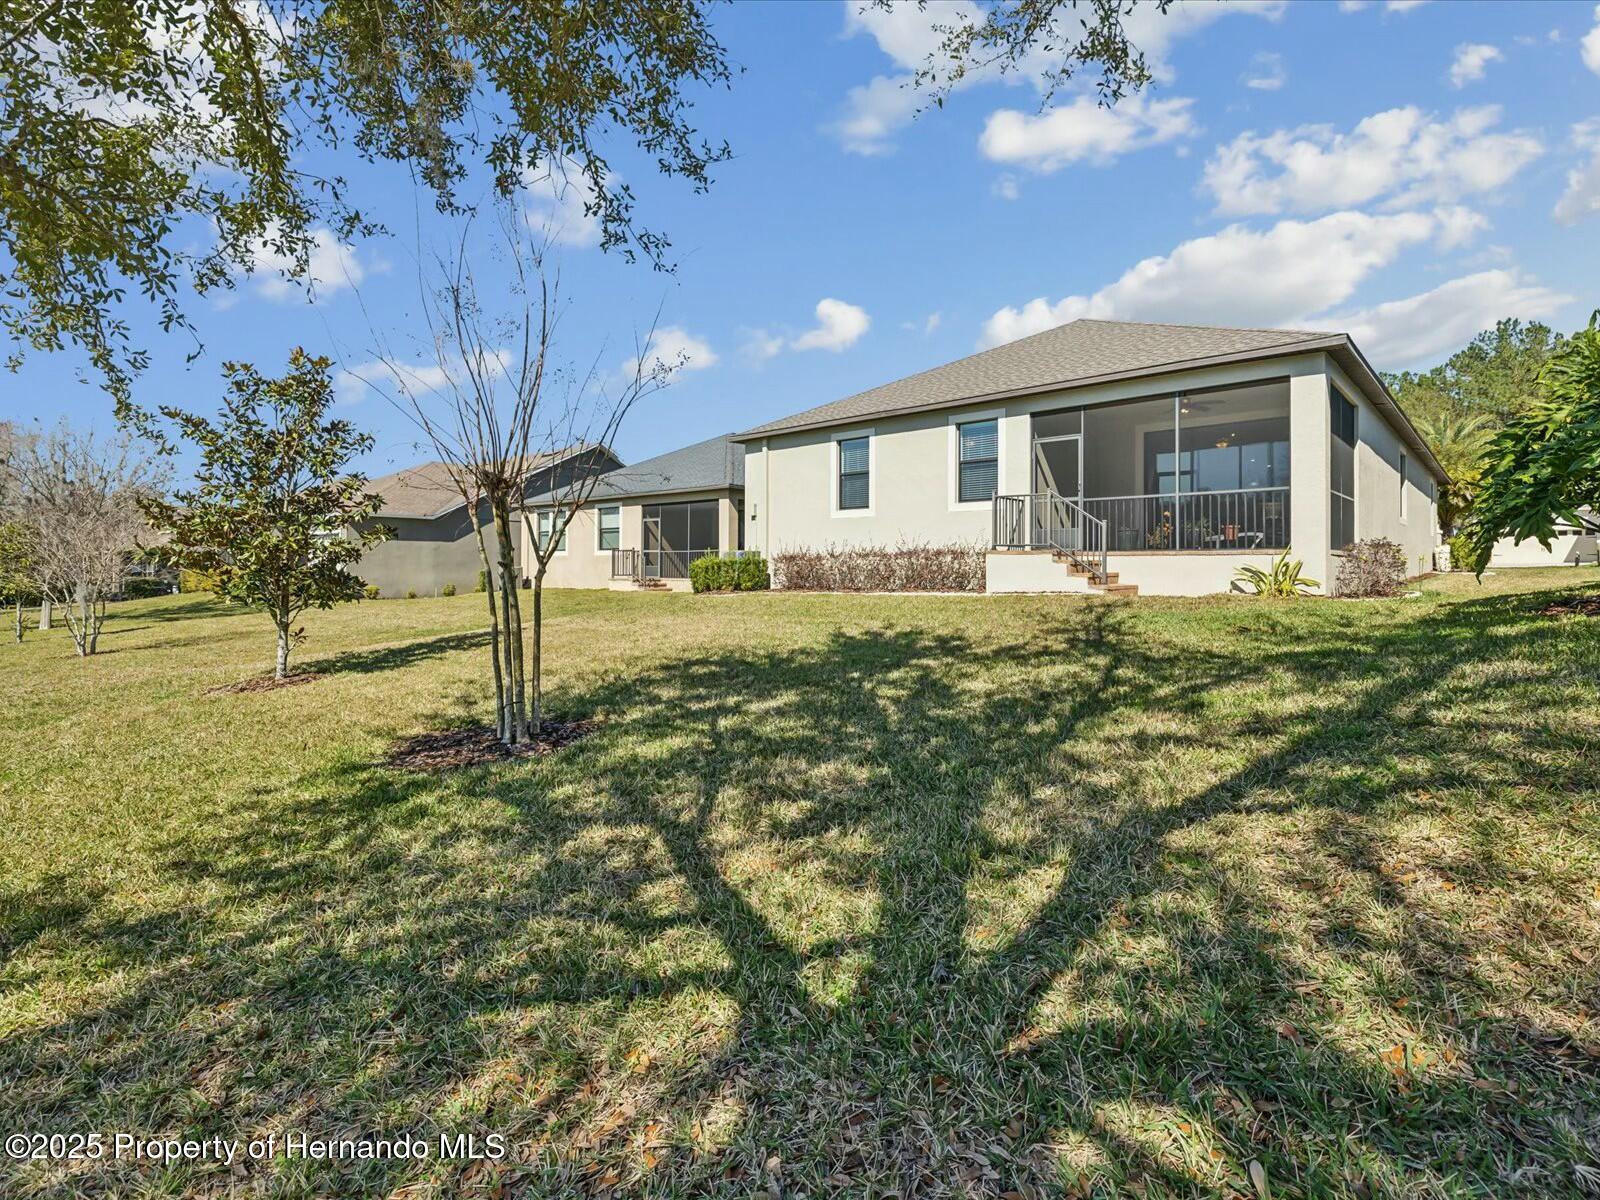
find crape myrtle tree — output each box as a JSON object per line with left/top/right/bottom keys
{"left": 143, "top": 349, "right": 389, "bottom": 679}
{"left": 1462, "top": 312, "right": 1600, "bottom": 574}
{"left": 362, "top": 218, "right": 669, "bottom": 746}
{"left": 6, "top": 424, "right": 165, "bottom": 656}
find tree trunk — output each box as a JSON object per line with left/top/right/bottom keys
{"left": 76, "top": 583, "right": 90, "bottom": 656}
{"left": 467, "top": 500, "right": 506, "bottom": 741}
{"left": 38, "top": 599, "right": 50, "bottom": 630}
{"left": 530, "top": 570, "right": 544, "bottom": 736}
{"left": 275, "top": 621, "right": 290, "bottom": 680}
{"left": 494, "top": 503, "right": 527, "bottom": 743}
{"left": 13, "top": 599, "right": 21, "bottom": 643}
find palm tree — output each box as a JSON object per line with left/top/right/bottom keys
{"left": 1414, "top": 410, "right": 1495, "bottom": 532}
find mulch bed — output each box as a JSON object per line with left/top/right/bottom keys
{"left": 384, "top": 719, "right": 597, "bottom": 772}
{"left": 206, "top": 672, "right": 324, "bottom": 696}
{"left": 1538, "top": 595, "right": 1600, "bottom": 617}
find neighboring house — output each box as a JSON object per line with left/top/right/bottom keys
{"left": 520, "top": 433, "right": 745, "bottom": 591}
{"left": 735, "top": 318, "right": 1448, "bottom": 596}
{"left": 1487, "top": 509, "right": 1599, "bottom": 569}
{"left": 355, "top": 444, "right": 621, "bottom": 597}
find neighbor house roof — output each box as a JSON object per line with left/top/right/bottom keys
{"left": 526, "top": 433, "right": 743, "bottom": 506}
{"left": 732, "top": 318, "right": 1448, "bottom": 482}
{"left": 368, "top": 444, "right": 612, "bottom": 519}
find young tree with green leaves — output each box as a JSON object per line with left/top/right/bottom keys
{"left": 1, "top": 0, "right": 734, "bottom": 418}
{"left": 1462, "top": 313, "right": 1600, "bottom": 575}
{"left": 0, "top": 519, "right": 34, "bottom": 642}
{"left": 143, "top": 349, "right": 389, "bottom": 679}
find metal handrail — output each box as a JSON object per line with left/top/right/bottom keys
{"left": 610, "top": 548, "right": 640, "bottom": 579}
{"left": 992, "top": 490, "right": 1108, "bottom": 583}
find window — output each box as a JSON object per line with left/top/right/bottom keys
{"left": 597, "top": 505, "right": 620, "bottom": 551}
{"left": 536, "top": 509, "right": 568, "bottom": 553}
{"left": 957, "top": 418, "right": 999, "bottom": 503}
{"left": 1398, "top": 452, "right": 1408, "bottom": 522}
{"left": 1330, "top": 388, "right": 1357, "bottom": 550}
{"left": 838, "top": 435, "right": 870, "bottom": 510}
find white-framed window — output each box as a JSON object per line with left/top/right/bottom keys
{"left": 1329, "top": 388, "right": 1357, "bottom": 550}
{"left": 536, "top": 509, "right": 568, "bottom": 554}
{"left": 596, "top": 505, "right": 620, "bottom": 552}
{"left": 1398, "top": 451, "right": 1408, "bottom": 523}
{"left": 832, "top": 429, "right": 873, "bottom": 516}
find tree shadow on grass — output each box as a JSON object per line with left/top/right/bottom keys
{"left": 307, "top": 629, "right": 492, "bottom": 677}
{"left": 2, "top": 590, "right": 1597, "bottom": 1198}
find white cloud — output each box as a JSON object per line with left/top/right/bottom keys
{"left": 980, "top": 94, "right": 1197, "bottom": 171}
{"left": 1331, "top": 270, "right": 1571, "bottom": 368}
{"left": 903, "top": 312, "right": 943, "bottom": 335}
{"left": 992, "top": 174, "right": 1020, "bottom": 200}
{"left": 1554, "top": 118, "right": 1600, "bottom": 225}
{"left": 523, "top": 160, "right": 603, "bottom": 248}
{"left": 248, "top": 226, "right": 368, "bottom": 301}
{"left": 740, "top": 329, "right": 787, "bottom": 365}
{"left": 1449, "top": 43, "right": 1502, "bottom": 87}
{"left": 1243, "top": 52, "right": 1286, "bottom": 91}
{"left": 1203, "top": 105, "right": 1543, "bottom": 216}
{"left": 1584, "top": 4, "right": 1600, "bottom": 75}
{"left": 622, "top": 326, "right": 718, "bottom": 379}
{"left": 829, "top": 0, "right": 1277, "bottom": 154}
{"left": 979, "top": 209, "right": 1453, "bottom": 347}
{"left": 792, "top": 298, "right": 871, "bottom": 352}
{"left": 334, "top": 349, "right": 512, "bottom": 405}
{"left": 1385, "top": 0, "right": 1429, "bottom": 10}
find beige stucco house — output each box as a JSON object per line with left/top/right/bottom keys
{"left": 735, "top": 319, "right": 1448, "bottom": 596}
{"left": 355, "top": 445, "right": 622, "bottom": 597}
{"left": 1484, "top": 509, "right": 1598, "bottom": 569}
{"left": 520, "top": 433, "right": 745, "bottom": 591}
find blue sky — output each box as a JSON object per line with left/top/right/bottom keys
{"left": 6, "top": 0, "right": 1600, "bottom": 481}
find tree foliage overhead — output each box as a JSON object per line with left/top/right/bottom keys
{"left": 1462, "top": 312, "right": 1600, "bottom": 574}
{"left": 0, "top": 0, "right": 732, "bottom": 410}
{"left": 142, "top": 348, "right": 388, "bottom": 678}
{"left": 871, "top": 0, "right": 1173, "bottom": 108}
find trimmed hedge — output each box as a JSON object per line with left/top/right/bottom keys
{"left": 772, "top": 543, "right": 985, "bottom": 592}
{"left": 689, "top": 554, "right": 770, "bottom": 593}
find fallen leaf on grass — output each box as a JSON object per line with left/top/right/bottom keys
{"left": 1248, "top": 1159, "right": 1271, "bottom": 1199}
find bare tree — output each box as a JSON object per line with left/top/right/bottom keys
{"left": 7, "top": 425, "right": 166, "bottom": 656}
{"left": 358, "top": 216, "right": 670, "bottom": 745}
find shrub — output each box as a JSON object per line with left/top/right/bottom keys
{"left": 772, "top": 543, "right": 985, "bottom": 592}
{"left": 689, "top": 554, "right": 770, "bottom": 593}
{"left": 1335, "top": 537, "right": 1407, "bottom": 597}
{"left": 404, "top": 588, "right": 418, "bottom": 599}
{"left": 441, "top": 582, "right": 457, "bottom": 597}
{"left": 178, "top": 567, "right": 218, "bottom": 593}
{"left": 476, "top": 568, "right": 488, "bottom": 593}
{"left": 363, "top": 584, "right": 381, "bottom": 600}
{"left": 1447, "top": 531, "right": 1473, "bottom": 572}
{"left": 1233, "top": 549, "right": 1319, "bottom": 597}
{"left": 121, "top": 576, "right": 171, "bottom": 599}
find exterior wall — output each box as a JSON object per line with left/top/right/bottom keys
{"left": 746, "top": 351, "right": 1445, "bottom": 598}
{"left": 353, "top": 503, "right": 503, "bottom": 598}
{"left": 1106, "top": 551, "right": 1281, "bottom": 597}
{"left": 1488, "top": 532, "right": 1599, "bottom": 568}
{"left": 1327, "top": 359, "right": 1440, "bottom": 584}
{"left": 985, "top": 551, "right": 1092, "bottom": 593}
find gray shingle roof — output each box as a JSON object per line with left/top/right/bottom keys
{"left": 368, "top": 444, "right": 603, "bottom": 519}
{"left": 527, "top": 433, "right": 743, "bottom": 505}
{"left": 734, "top": 319, "right": 1335, "bottom": 438}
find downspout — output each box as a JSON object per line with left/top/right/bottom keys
{"left": 763, "top": 437, "right": 771, "bottom": 557}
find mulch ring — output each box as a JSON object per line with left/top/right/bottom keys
{"left": 384, "top": 719, "right": 597, "bottom": 773}
{"left": 207, "top": 672, "right": 324, "bottom": 696}
{"left": 1538, "top": 595, "right": 1600, "bottom": 618}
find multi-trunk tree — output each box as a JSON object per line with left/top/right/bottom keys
{"left": 143, "top": 350, "right": 389, "bottom": 679}
{"left": 361, "top": 217, "right": 668, "bottom": 746}
{"left": 4, "top": 425, "right": 164, "bottom": 655}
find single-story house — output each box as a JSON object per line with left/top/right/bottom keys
{"left": 734, "top": 318, "right": 1448, "bottom": 596}
{"left": 1486, "top": 509, "right": 1598, "bottom": 569}
{"left": 520, "top": 433, "right": 745, "bottom": 591}
{"left": 356, "top": 444, "right": 621, "bottom": 596}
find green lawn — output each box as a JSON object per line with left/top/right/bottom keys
{"left": 2, "top": 570, "right": 1598, "bottom": 1199}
